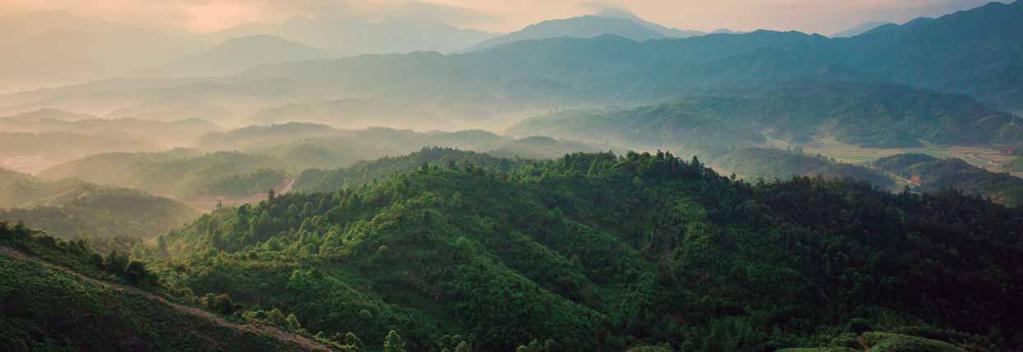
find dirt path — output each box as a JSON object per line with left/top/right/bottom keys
{"left": 279, "top": 178, "right": 296, "bottom": 195}
{"left": 0, "top": 246, "right": 334, "bottom": 352}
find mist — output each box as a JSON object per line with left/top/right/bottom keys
{"left": 0, "top": 1, "right": 1022, "bottom": 351}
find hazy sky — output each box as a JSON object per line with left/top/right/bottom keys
{"left": 1, "top": 0, "right": 1003, "bottom": 34}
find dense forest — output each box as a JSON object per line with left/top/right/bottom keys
{"left": 152, "top": 151, "right": 1022, "bottom": 351}
{"left": 294, "top": 148, "right": 525, "bottom": 193}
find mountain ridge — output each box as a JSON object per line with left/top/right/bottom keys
{"left": 466, "top": 11, "right": 703, "bottom": 51}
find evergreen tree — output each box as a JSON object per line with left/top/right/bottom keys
{"left": 384, "top": 330, "right": 406, "bottom": 352}
{"left": 344, "top": 332, "right": 365, "bottom": 351}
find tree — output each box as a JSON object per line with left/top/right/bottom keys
{"left": 285, "top": 313, "right": 302, "bottom": 331}
{"left": 454, "top": 341, "right": 472, "bottom": 352}
{"left": 516, "top": 339, "right": 543, "bottom": 352}
{"left": 156, "top": 236, "right": 169, "bottom": 257}
{"left": 123, "top": 260, "right": 151, "bottom": 283}
{"left": 205, "top": 293, "right": 235, "bottom": 315}
{"left": 104, "top": 250, "right": 128, "bottom": 274}
{"left": 384, "top": 330, "right": 406, "bottom": 352}
{"left": 344, "top": 332, "right": 365, "bottom": 351}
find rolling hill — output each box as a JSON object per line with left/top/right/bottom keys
{"left": 5, "top": 1, "right": 1020, "bottom": 128}
{"left": 0, "top": 223, "right": 329, "bottom": 351}
{"left": 0, "top": 109, "right": 219, "bottom": 146}
{"left": 38, "top": 150, "right": 287, "bottom": 200}
{"left": 293, "top": 147, "right": 525, "bottom": 193}
{"left": 198, "top": 123, "right": 601, "bottom": 169}
{"left": 0, "top": 131, "right": 161, "bottom": 173}
{"left": 712, "top": 148, "right": 896, "bottom": 190}
{"left": 508, "top": 83, "right": 1021, "bottom": 151}
{"left": 0, "top": 169, "right": 199, "bottom": 252}
{"left": 872, "top": 153, "right": 1023, "bottom": 206}
{"left": 157, "top": 151, "right": 1023, "bottom": 351}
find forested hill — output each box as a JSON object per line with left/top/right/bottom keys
{"left": 160, "top": 152, "right": 1023, "bottom": 351}
{"left": 239, "top": 1, "right": 1023, "bottom": 111}
{"left": 711, "top": 147, "right": 896, "bottom": 189}
{"left": 7, "top": 1, "right": 1019, "bottom": 126}
{"left": 508, "top": 83, "right": 1022, "bottom": 151}
{"left": 0, "top": 168, "right": 199, "bottom": 252}
{"left": 873, "top": 153, "right": 1023, "bottom": 207}
{"left": 293, "top": 147, "right": 525, "bottom": 193}
{"left": 0, "top": 223, "right": 328, "bottom": 351}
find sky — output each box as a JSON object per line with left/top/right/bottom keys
{"left": 0, "top": 0, "right": 1004, "bottom": 34}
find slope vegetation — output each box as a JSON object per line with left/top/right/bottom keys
{"left": 0, "top": 223, "right": 329, "bottom": 351}
{"left": 873, "top": 153, "right": 1023, "bottom": 206}
{"left": 160, "top": 152, "right": 1022, "bottom": 351}
{"left": 509, "top": 83, "right": 1021, "bottom": 150}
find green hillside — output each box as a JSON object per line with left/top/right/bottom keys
{"left": 0, "top": 187, "right": 198, "bottom": 253}
{"left": 712, "top": 147, "right": 896, "bottom": 189}
{"left": 0, "top": 169, "right": 200, "bottom": 252}
{"left": 39, "top": 150, "right": 288, "bottom": 199}
{"left": 0, "top": 222, "right": 328, "bottom": 351}
{"left": 872, "top": 153, "right": 1023, "bottom": 206}
{"left": 0, "top": 168, "right": 90, "bottom": 208}
{"left": 509, "top": 83, "right": 1021, "bottom": 150}
{"left": 294, "top": 147, "right": 524, "bottom": 193}
{"left": 159, "top": 152, "right": 1023, "bottom": 351}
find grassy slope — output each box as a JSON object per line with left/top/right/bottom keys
{"left": 0, "top": 225, "right": 331, "bottom": 352}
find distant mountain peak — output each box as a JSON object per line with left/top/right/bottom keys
{"left": 593, "top": 8, "right": 641, "bottom": 20}
{"left": 465, "top": 12, "right": 703, "bottom": 51}
{"left": 170, "top": 34, "right": 327, "bottom": 75}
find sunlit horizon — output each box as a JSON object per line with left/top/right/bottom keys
{"left": 2, "top": 0, "right": 1006, "bottom": 34}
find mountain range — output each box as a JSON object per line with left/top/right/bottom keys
{"left": 170, "top": 35, "right": 329, "bottom": 76}
{"left": 467, "top": 10, "right": 704, "bottom": 51}
{"left": 4, "top": 1, "right": 1019, "bottom": 127}
{"left": 831, "top": 21, "right": 892, "bottom": 38}
{"left": 211, "top": 16, "right": 495, "bottom": 57}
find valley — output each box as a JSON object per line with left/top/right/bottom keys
{"left": 765, "top": 136, "right": 1022, "bottom": 178}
